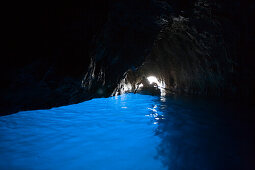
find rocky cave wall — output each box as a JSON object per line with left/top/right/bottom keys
{"left": 114, "top": 0, "right": 255, "bottom": 98}
{"left": 1, "top": 0, "right": 255, "bottom": 115}
{"left": 1, "top": 0, "right": 171, "bottom": 115}
{"left": 81, "top": 0, "right": 172, "bottom": 98}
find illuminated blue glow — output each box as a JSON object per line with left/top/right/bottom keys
{"left": 0, "top": 94, "right": 165, "bottom": 170}
{"left": 0, "top": 94, "right": 253, "bottom": 169}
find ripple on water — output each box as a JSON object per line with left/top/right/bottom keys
{"left": 0, "top": 93, "right": 254, "bottom": 170}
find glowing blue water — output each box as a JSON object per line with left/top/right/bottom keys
{"left": 0, "top": 94, "right": 254, "bottom": 169}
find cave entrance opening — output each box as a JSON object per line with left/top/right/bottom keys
{"left": 147, "top": 76, "right": 166, "bottom": 96}
{"left": 134, "top": 76, "right": 166, "bottom": 96}
{"left": 147, "top": 76, "right": 160, "bottom": 86}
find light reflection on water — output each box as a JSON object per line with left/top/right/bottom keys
{"left": 0, "top": 93, "right": 254, "bottom": 170}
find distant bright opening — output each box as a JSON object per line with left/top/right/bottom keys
{"left": 147, "top": 76, "right": 166, "bottom": 96}
{"left": 147, "top": 76, "right": 159, "bottom": 85}
{"left": 138, "top": 83, "right": 144, "bottom": 88}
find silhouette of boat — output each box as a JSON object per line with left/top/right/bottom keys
{"left": 137, "top": 86, "right": 161, "bottom": 95}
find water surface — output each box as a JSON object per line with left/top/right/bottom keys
{"left": 0, "top": 94, "right": 254, "bottom": 169}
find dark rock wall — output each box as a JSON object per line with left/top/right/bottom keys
{"left": 1, "top": 0, "right": 255, "bottom": 115}
{"left": 1, "top": 0, "right": 171, "bottom": 115}
{"left": 114, "top": 0, "right": 255, "bottom": 98}
{"left": 81, "top": 0, "right": 171, "bottom": 97}
{"left": 149, "top": 1, "right": 237, "bottom": 95}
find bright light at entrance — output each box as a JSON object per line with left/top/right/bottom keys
{"left": 138, "top": 83, "right": 144, "bottom": 88}
{"left": 147, "top": 76, "right": 159, "bottom": 84}
{"left": 147, "top": 76, "right": 166, "bottom": 96}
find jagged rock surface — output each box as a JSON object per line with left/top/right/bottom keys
{"left": 114, "top": 0, "right": 255, "bottom": 98}
{"left": 1, "top": 0, "right": 255, "bottom": 115}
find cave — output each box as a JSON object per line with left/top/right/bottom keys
{"left": 1, "top": 1, "right": 255, "bottom": 169}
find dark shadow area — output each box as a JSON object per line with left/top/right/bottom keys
{"left": 1, "top": 2, "right": 110, "bottom": 115}
{"left": 152, "top": 95, "right": 255, "bottom": 169}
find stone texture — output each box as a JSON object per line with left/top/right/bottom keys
{"left": 114, "top": 0, "right": 255, "bottom": 98}
{"left": 1, "top": 0, "right": 255, "bottom": 115}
